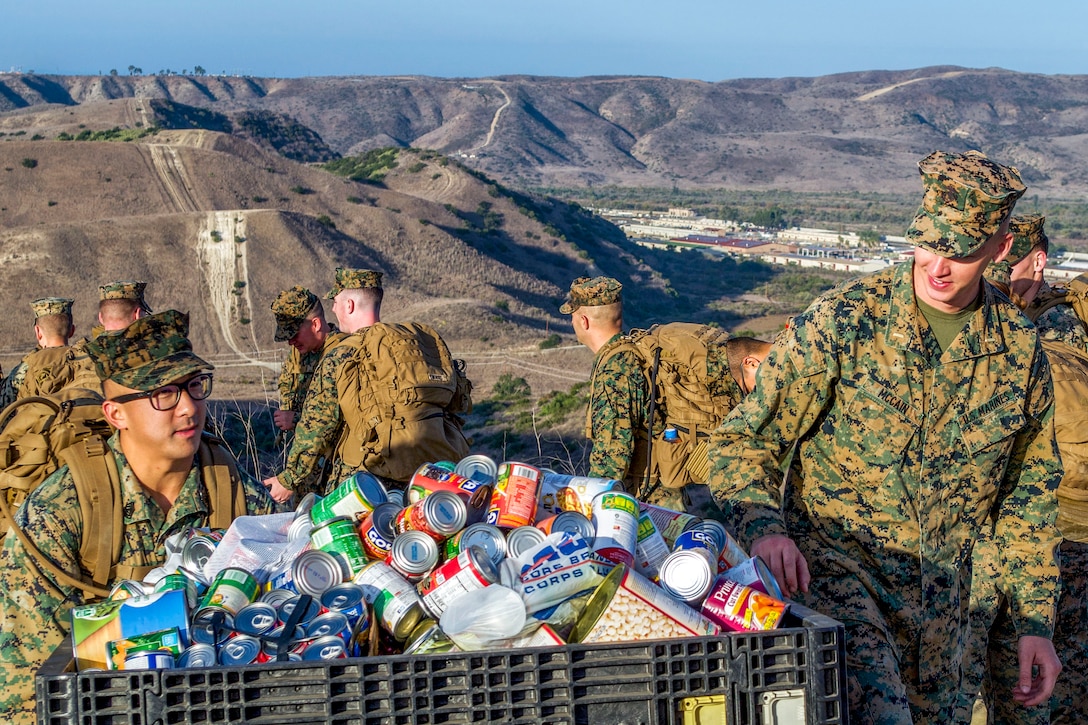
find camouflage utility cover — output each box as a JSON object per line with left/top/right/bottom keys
{"left": 906, "top": 150, "right": 1025, "bottom": 259}
{"left": 85, "top": 310, "right": 212, "bottom": 391}
{"left": 1007, "top": 213, "right": 1048, "bottom": 265}
{"left": 30, "top": 297, "right": 73, "bottom": 319}
{"left": 277, "top": 326, "right": 348, "bottom": 414}
{"left": 560, "top": 276, "right": 622, "bottom": 314}
{"left": 324, "top": 267, "right": 383, "bottom": 299}
{"left": 98, "top": 281, "right": 152, "bottom": 314}
{"left": 271, "top": 286, "right": 319, "bottom": 342}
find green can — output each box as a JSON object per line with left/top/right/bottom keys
{"left": 153, "top": 572, "right": 198, "bottom": 609}
{"left": 311, "top": 516, "right": 370, "bottom": 578}
{"left": 198, "top": 567, "right": 258, "bottom": 618}
{"left": 310, "top": 472, "right": 388, "bottom": 524}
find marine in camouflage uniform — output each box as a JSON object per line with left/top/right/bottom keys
{"left": 709, "top": 152, "right": 1063, "bottom": 725}
{"left": 968, "top": 214, "right": 1088, "bottom": 725}
{"left": 4, "top": 298, "right": 99, "bottom": 401}
{"left": 0, "top": 310, "right": 276, "bottom": 724}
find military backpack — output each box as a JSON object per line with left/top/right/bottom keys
{"left": 1040, "top": 339, "right": 1088, "bottom": 544}
{"left": 1026, "top": 272, "right": 1088, "bottom": 335}
{"left": 588, "top": 323, "right": 736, "bottom": 499}
{"left": 334, "top": 322, "right": 472, "bottom": 483}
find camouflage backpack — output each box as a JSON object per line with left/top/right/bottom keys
{"left": 334, "top": 322, "right": 472, "bottom": 483}
{"left": 587, "top": 323, "right": 736, "bottom": 499}
{"left": 1027, "top": 273, "right": 1088, "bottom": 335}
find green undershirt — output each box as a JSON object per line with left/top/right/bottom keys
{"left": 917, "top": 291, "right": 982, "bottom": 353}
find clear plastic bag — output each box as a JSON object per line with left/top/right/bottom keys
{"left": 439, "top": 584, "right": 526, "bottom": 651}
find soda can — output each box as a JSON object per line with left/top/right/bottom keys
{"left": 536, "top": 510, "right": 595, "bottom": 541}
{"left": 291, "top": 549, "right": 344, "bottom": 597}
{"left": 153, "top": 572, "right": 198, "bottom": 609}
{"left": 505, "top": 525, "right": 547, "bottom": 558}
{"left": 349, "top": 610, "right": 374, "bottom": 657}
{"left": 672, "top": 529, "right": 720, "bottom": 566}
{"left": 697, "top": 519, "right": 748, "bottom": 572}
{"left": 176, "top": 642, "right": 217, "bottom": 668}
{"left": 658, "top": 550, "right": 716, "bottom": 605}
{"left": 310, "top": 516, "right": 370, "bottom": 578}
{"left": 388, "top": 530, "right": 439, "bottom": 582}
{"left": 306, "top": 611, "right": 352, "bottom": 643}
{"left": 303, "top": 635, "right": 347, "bottom": 660}
{"left": 278, "top": 595, "right": 324, "bottom": 629}
{"left": 487, "top": 462, "right": 542, "bottom": 529}
{"left": 354, "top": 560, "right": 425, "bottom": 641}
{"left": 234, "top": 602, "right": 278, "bottom": 636}
{"left": 536, "top": 473, "right": 622, "bottom": 520}
{"left": 445, "top": 522, "right": 507, "bottom": 568}
{"left": 190, "top": 608, "right": 234, "bottom": 645}
{"left": 454, "top": 454, "right": 499, "bottom": 486}
{"left": 198, "top": 567, "right": 258, "bottom": 618}
{"left": 321, "top": 583, "right": 368, "bottom": 631}
{"left": 124, "top": 650, "right": 175, "bottom": 670}
{"left": 590, "top": 491, "right": 639, "bottom": 567}
{"left": 219, "top": 634, "right": 262, "bottom": 666}
{"left": 408, "top": 463, "right": 485, "bottom": 504}
{"left": 181, "top": 534, "right": 219, "bottom": 573}
{"left": 633, "top": 511, "right": 671, "bottom": 581}
{"left": 638, "top": 501, "right": 701, "bottom": 548}
{"left": 419, "top": 546, "right": 500, "bottom": 619}
{"left": 394, "top": 490, "right": 467, "bottom": 541}
{"left": 357, "top": 502, "right": 399, "bottom": 561}
{"left": 310, "top": 471, "right": 388, "bottom": 525}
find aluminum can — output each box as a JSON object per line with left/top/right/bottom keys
{"left": 590, "top": 491, "right": 639, "bottom": 567}
{"left": 718, "top": 556, "right": 784, "bottom": 600}
{"left": 124, "top": 650, "right": 175, "bottom": 670}
{"left": 190, "top": 608, "right": 234, "bottom": 645}
{"left": 291, "top": 549, "right": 344, "bottom": 597}
{"left": 294, "top": 492, "right": 321, "bottom": 520}
{"left": 637, "top": 501, "right": 700, "bottom": 548}
{"left": 218, "top": 634, "right": 261, "bottom": 666}
{"left": 535, "top": 510, "right": 595, "bottom": 541}
{"left": 419, "top": 546, "right": 500, "bottom": 618}
{"left": 386, "top": 488, "right": 405, "bottom": 508}
{"left": 176, "top": 643, "right": 217, "bottom": 668}
{"left": 321, "top": 583, "right": 368, "bottom": 631}
{"left": 536, "top": 473, "right": 622, "bottom": 520}
{"left": 356, "top": 502, "right": 399, "bottom": 560}
{"left": 181, "top": 534, "right": 219, "bottom": 573}
{"left": 672, "top": 529, "right": 720, "bottom": 566}
{"left": 302, "top": 635, "right": 347, "bottom": 660}
{"left": 260, "top": 588, "right": 295, "bottom": 610}
{"left": 277, "top": 595, "right": 324, "bottom": 628}
{"left": 701, "top": 576, "right": 788, "bottom": 632}
{"left": 408, "top": 463, "right": 486, "bottom": 504}
{"left": 445, "top": 522, "right": 507, "bottom": 568}
{"left": 658, "top": 549, "right": 716, "bottom": 605}
{"left": 487, "top": 462, "right": 542, "bottom": 528}
{"left": 108, "top": 579, "right": 148, "bottom": 601}
{"left": 198, "top": 567, "right": 258, "bottom": 617}
{"left": 258, "top": 624, "right": 308, "bottom": 661}
{"left": 349, "top": 611, "right": 374, "bottom": 657}
{"left": 394, "top": 490, "right": 467, "bottom": 540}
{"left": 287, "top": 514, "right": 315, "bottom": 543}
{"left": 402, "top": 619, "right": 456, "bottom": 655}
{"left": 388, "top": 530, "right": 439, "bottom": 582}
{"left": 697, "top": 518, "right": 748, "bottom": 572}
{"left": 234, "top": 602, "right": 278, "bottom": 636}
{"left": 354, "top": 560, "right": 425, "bottom": 641}
{"left": 633, "top": 511, "right": 671, "bottom": 581}
{"left": 310, "top": 515, "right": 370, "bottom": 578}
{"left": 453, "top": 454, "right": 499, "bottom": 486}
{"left": 306, "top": 611, "right": 352, "bottom": 643}
{"left": 310, "top": 471, "right": 388, "bottom": 524}
{"left": 153, "top": 572, "right": 198, "bottom": 609}
{"left": 505, "top": 525, "right": 547, "bottom": 558}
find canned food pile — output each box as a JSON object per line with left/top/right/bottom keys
{"left": 73, "top": 456, "right": 792, "bottom": 672}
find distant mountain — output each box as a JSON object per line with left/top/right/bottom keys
{"left": 2, "top": 66, "right": 1086, "bottom": 195}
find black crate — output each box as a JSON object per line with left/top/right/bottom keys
{"left": 36, "top": 605, "right": 846, "bottom": 725}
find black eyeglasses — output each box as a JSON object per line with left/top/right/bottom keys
{"left": 109, "top": 373, "right": 213, "bottom": 411}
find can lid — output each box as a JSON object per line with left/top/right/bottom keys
{"left": 551, "top": 511, "right": 595, "bottom": 541}
{"left": 695, "top": 519, "right": 729, "bottom": 553}
{"left": 321, "top": 583, "right": 365, "bottom": 612}
{"left": 569, "top": 562, "right": 626, "bottom": 643}
{"left": 218, "top": 634, "right": 261, "bottom": 666}
{"left": 303, "top": 635, "right": 348, "bottom": 660}
{"left": 506, "top": 526, "right": 546, "bottom": 557}
{"left": 292, "top": 549, "right": 344, "bottom": 596}
{"left": 456, "top": 523, "right": 507, "bottom": 567}
{"left": 659, "top": 550, "right": 714, "bottom": 603}
{"left": 348, "top": 471, "right": 389, "bottom": 507}
{"left": 454, "top": 454, "right": 498, "bottom": 485}
{"left": 235, "top": 602, "right": 278, "bottom": 635}
{"left": 176, "top": 643, "right": 217, "bottom": 668}
{"left": 393, "top": 530, "right": 440, "bottom": 574}
{"left": 422, "top": 491, "right": 468, "bottom": 535}
{"left": 369, "top": 502, "right": 401, "bottom": 534}
{"left": 306, "top": 611, "right": 350, "bottom": 638}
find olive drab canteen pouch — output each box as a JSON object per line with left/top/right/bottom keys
{"left": 587, "top": 323, "right": 733, "bottom": 497}
{"left": 1041, "top": 339, "right": 1088, "bottom": 543}
{"left": 0, "top": 387, "right": 111, "bottom": 540}
{"left": 0, "top": 433, "right": 245, "bottom": 601}
{"left": 1028, "top": 272, "right": 1088, "bottom": 336}
{"left": 335, "top": 322, "right": 472, "bottom": 483}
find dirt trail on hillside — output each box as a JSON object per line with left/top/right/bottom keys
{"left": 144, "top": 144, "right": 199, "bottom": 212}
{"left": 196, "top": 211, "right": 276, "bottom": 370}
{"left": 856, "top": 71, "right": 967, "bottom": 101}
{"left": 468, "top": 81, "right": 512, "bottom": 152}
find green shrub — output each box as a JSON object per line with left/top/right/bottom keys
{"left": 407, "top": 161, "right": 426, "bottom": 173}
{"left": 210, "top": 230, "right": 222, "bottom": 242}
{"left": 21, "top": 158, "right": 37, "bottom": 169}
{"left": 290, "top": 185, "right": 314, "bottom": 195}
{"left": 538, "top": 333, "right": 561, "bottom": 350}
{"left": 316, "top": 214, "right": 336, "bottom": 228}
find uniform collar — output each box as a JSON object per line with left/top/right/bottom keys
{"left": 109, "top": 433, "right": 210, "bottom": 529}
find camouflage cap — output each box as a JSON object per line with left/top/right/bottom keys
{"left": 1007, "top": 214, "right": 1048, "bottom": 266}
{"left": 324, "top": 267, "right": 383, "bottom": 300}
{"left": 31, "top": 297, "right": 74, "bottom": 319}
{"left": 559, "top": 276, "right": 623, "bottom": 314}
{"left": 85, "top": 309, "right": 213, "bottom": 391}
{"left": 271, "top": 285, "right": 319, "bottom": 341}
{"left": 99, "top": 280, "right": 153, "bottom": 314}
{"left": 905, "top": 150, "right": 1026, "bottom": 259}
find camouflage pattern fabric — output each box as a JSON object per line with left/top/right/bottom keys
{"left": 1032, "top": 286, "right": 1088, "bottom": 354}
{"left": 0, "top": 358, "right": 30, "bottom": 410}
{"left": 586, "top": 333, "right": 651, "bottom": 483}
{"left": 560, "top": 276, "right": 623, "bottom": 314}
{"left": 271, "top": 286, "right": 319, "bottom": 342}
{"left": 1007, "top": 214, "right": 1048, "bottom": 266}
{"left": 707, "top": 262, "right": 1062, "bottom": 725}
{"left": 1050, "top": 540, "right": 1088, "bottom": 724}
{"left": 0, "top": 432, "right": 276, "bottom": 724}
{"left": 98, "top": 280, "right": 152, "bottom": 314}
{"left": 85, "top": 310, "right": 212, "bottom": 391}
{"left": 277, "top": 338, "right": 359, "bottom": 495}
{"left": 276, "top": 327, "right": 347, "bottom": 414}
{"left": 16, "top": 344, "right": 102, "bottom": 398}
{"left": 29, "top": 297, "right": 73, "bottom": 319}
{"left": 324, "top": 267, "right": 383, "bottom": 300}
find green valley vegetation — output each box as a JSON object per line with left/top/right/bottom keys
{"left": 323, "top": 147, "right": 401, "bottom": 183}
{"left": 56, "top": 127, "right": 159, "bottom": 142}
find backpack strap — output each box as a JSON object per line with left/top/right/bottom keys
{"left": 197, "top": 434, "right": 246, "bottom": 530}
{"left": 63, "top": 436, "right": 126, "bottom": 590}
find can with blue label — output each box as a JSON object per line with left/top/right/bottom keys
{"left": 321, "top": 583, "right": 368, "bottom": 631}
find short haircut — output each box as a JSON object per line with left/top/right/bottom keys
{"left": 344, "top": 286, "right": 384, "bottom": 308}
{"left": 1032, "top": 237, "right": 1050, "bottom": 256}
{"left": 304, "top": 298, "right": 326, "bottom": 322}
{"left": 36, "top": 312, "right": 72, "bottom": 339}
{"left": 726, "top": 336, "right": 772, "bottom": 381}
{"left": 582, "top": 302, "right": 623, "bottom": 328}
{"left": 99, "top": 298, "right": 140, "bottom": 324}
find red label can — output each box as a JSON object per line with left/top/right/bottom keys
{"left": 418, "top": 546, "right": 500, "bottom": 618}
{"left": 486, "top": 462, "right": 542, "bottom": 529}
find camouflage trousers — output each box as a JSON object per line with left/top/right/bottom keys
{"left": 641, "top": 483, "right": 730, "bottom": 525}
{"left": 1051, "top": 540, "right": 1088, "bottom": 725}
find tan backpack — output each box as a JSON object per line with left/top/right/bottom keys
{"left": 1041, "top": 339, "right": 1088, "bottom": 543}
{"left": 335, "top": 322, "right": 472, "bottom": 483}
{"left": 1027, "top": 273, "right": 1088, "bottom": 335}
{"left": 18, "top": 345, "right": 103, "bottom": 398}
{"left": 587, "top": 323, "right": 736, "bottom": 499}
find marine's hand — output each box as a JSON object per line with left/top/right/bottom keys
{"left": 1013, "top": 635, "right": 1060, "bottom": 707}
{"left": 263, "top": 475, "right": 294, "bottom": 504}
{"left": 750, "top": 534, "right": 810, "bottom": 599}
{"left": 272, "top": 409, "right": 297, "bottom": 431}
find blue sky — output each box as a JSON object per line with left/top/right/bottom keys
{"left": 4, "top": 0, "right": 1086, "bottom": 80}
